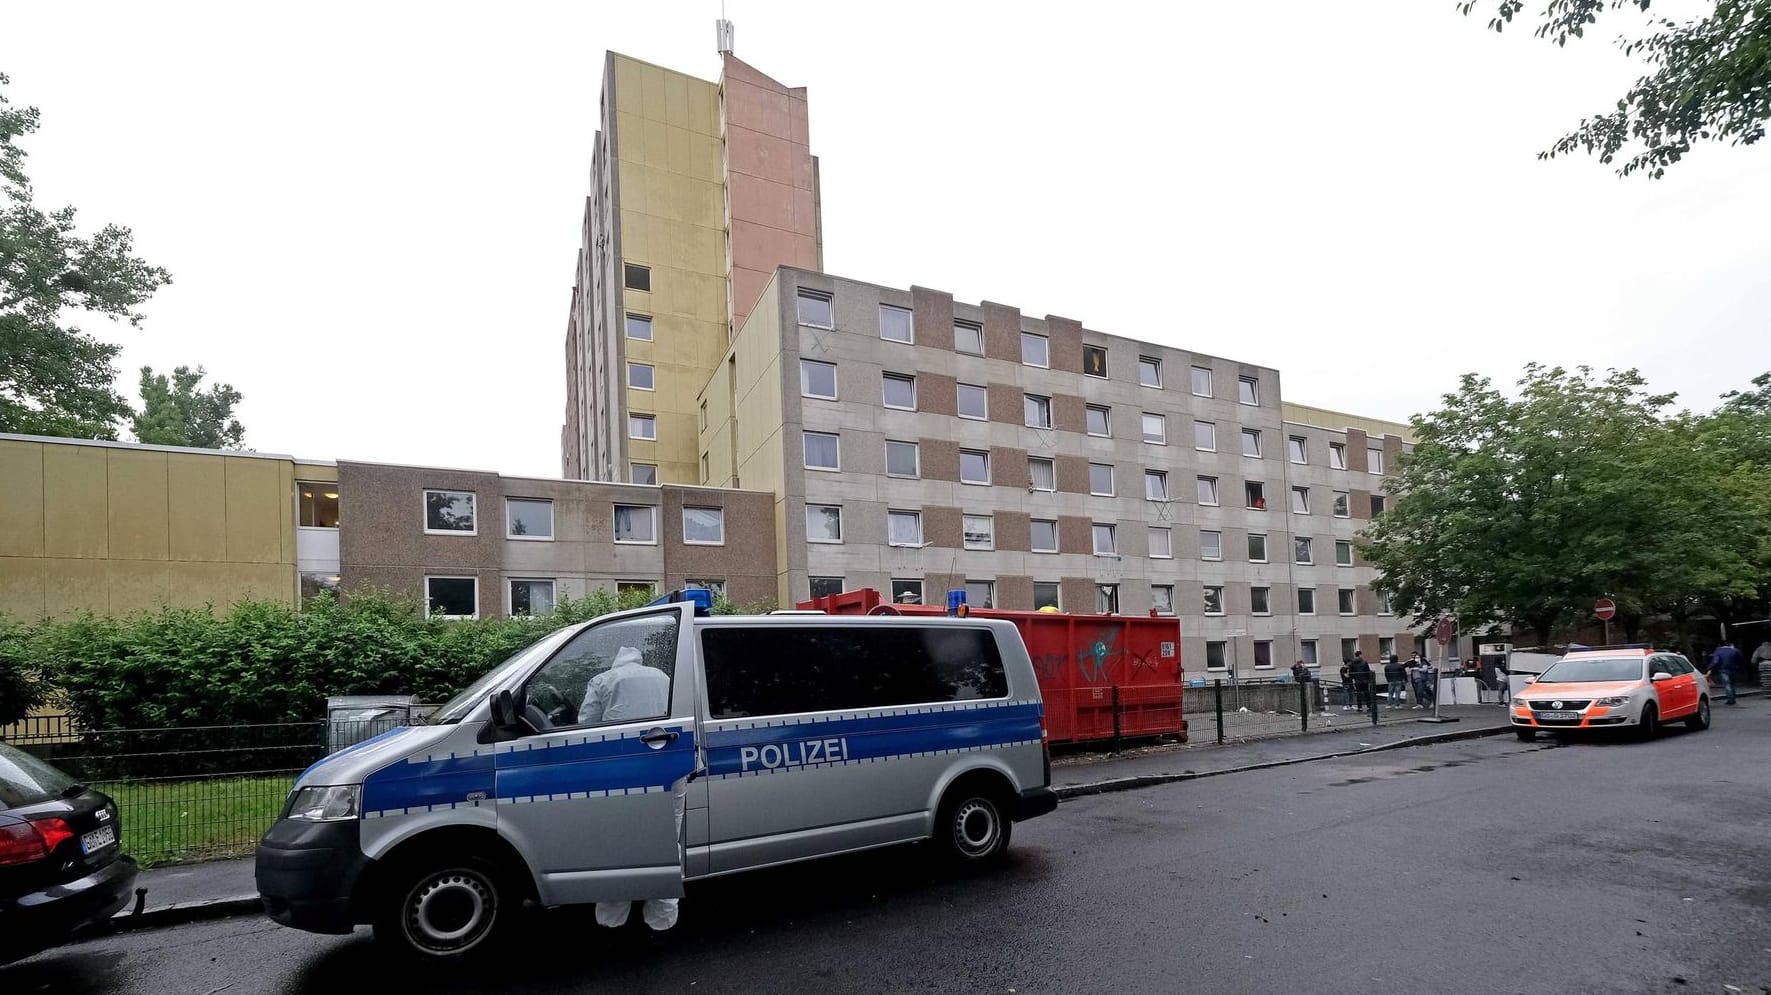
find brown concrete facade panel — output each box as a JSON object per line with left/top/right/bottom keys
{"left": 995, "top": 575, "right": 1034, "bottom": 611}
{"left": 987, "top": 383, "right": 1023, "bottom": 426}
{"left": 1346, "top": 428, "right": 1370, "bottom": 473}
{"left": 989, "top": 447, "right": 1028, "bottom": 489}
{"left": 921, "top": 439, "right": 960, "bottom": 482}
{"left": 660, "top": 486, "right": 777, "bottom": 602}
{"left": 1055, "top": 455, "right": 1090, "bottom": 494}
{"left": 920, "top": 373, "right": 958, "bottom": 417}
{"left": 338, "top": 462, "right": 503, "bottom": 576}
{"left": 1053, "top": 395, "right": 1087, "bottom": 435}
{"left": 995, "top": 511, "right": 1032, "bottom": 553}
{"left": 1356, "top": 585, "right": 1380, "bottom": 617}
{"left": 1350, "top": 488, "right": 1371, "bottom": 521}
{"left": 923, "top": 506, "right": 962, "bottom": 548}
{"left": 1060, "top": 577, "right": 1096, "bottom": 614}
{"left": 1058, "top": 516, "right": 1092, "bottom": 555}
{"left": 911, "top": 287, "right": 954, "bottom": 352}
{"left": 981, "top": 302, "right": 1022, "bottom": 363}
{"left": 1045, "top": 317, "right": 1084, "bottom": 375}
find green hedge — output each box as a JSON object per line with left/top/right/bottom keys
{"left": 4, "top": 588, "right": 768, "bottom": 731}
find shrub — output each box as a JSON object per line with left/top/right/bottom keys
{"left": 0, "top": 618, "right": 48, "bottom": 725}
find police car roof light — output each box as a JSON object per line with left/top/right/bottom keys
{"left": 647, "top": 588, "right": 714, "bottom": 616}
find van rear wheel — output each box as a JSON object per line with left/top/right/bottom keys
{"left": 373, "top": 855, "right": 512, "bottom": 963}
{"left": 935, "top": 784, "right": 1011, "bottom": 865}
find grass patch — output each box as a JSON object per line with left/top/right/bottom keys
{"left": 97, "top": 773, "right": 295, "bottom": 867}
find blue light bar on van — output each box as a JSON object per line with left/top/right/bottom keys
{"left": 647, "top": 588, "right": 714, "bottom": 616}
{"left": 947, "top": 589, "right": 967, "bottom": 617}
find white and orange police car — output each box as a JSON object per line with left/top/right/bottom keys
{"left": 1511, "top": 647, "right": 1711, "bottom": 742}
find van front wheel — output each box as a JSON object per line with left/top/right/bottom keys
{"left": 936, "top": 785, "right": 1011, "bottom": 865}
{"left": 374, "top": 856, "right": 511, "bottom": 963}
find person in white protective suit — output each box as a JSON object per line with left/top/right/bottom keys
{"left": 581, "top": 646, "right": 683, "bottom": 931}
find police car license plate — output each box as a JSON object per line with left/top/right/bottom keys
{"left": 1537, "top": 710, "right": 1580, "bottom": 721}
{"left": 81, "top": 825, "right": 116, "bottom": 854}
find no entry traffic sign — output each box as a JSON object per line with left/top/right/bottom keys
{"left": 1594, "top": 598, "right": 1617, "bottom": 621}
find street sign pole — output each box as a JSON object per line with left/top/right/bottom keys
{"left": 1420, "top": 616, "right": 1460, "bottom": 724}
{"left": 1595, "top": 598, "right": 1617, "bottom": 647}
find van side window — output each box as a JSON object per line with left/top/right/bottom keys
{"left": 521, "top": 613, "right": 679, "bottom": 730}
{"left": 701, "top": 626, "right": 1008, "bottom": 720}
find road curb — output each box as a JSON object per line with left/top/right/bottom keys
{"left": 1055, "top": 723, "right": 1513, "bottom": 800}
{"left": 101, "top": 895, "right": 263, "bottom": 934}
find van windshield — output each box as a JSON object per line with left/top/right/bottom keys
{"left": 427, "top": 625, "right": 582, "bottom": 724}
{"left": 1537, "top": 657, "right": 1646, "bottom": 684}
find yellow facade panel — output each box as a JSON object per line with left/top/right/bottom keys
{"left": 0, "top": 557, "right": 45, "bottom": 620}
{"left": 664, "top": 71, "right": 690, "bottom": 129}
{"left": 43, "top": 558, "right": 106, "bottom": 616}
{"left": 640, "top": 64, "right": 667, "bottom": 122}
{"left": 614, "top": 56, "right": 643, "bottom": 115}
{"left": 686, "top": 81, "right": 716, "bottom": 136}
{"left": 106, "top": 449, "right": 170, "bottom": 561}
{"left": 293, "top": 463, "right": 338, "bottom": 483}
{"left": 43, "top": 444, "right": 108, "bottom": 558}
{"left": 107, "top": 560, "right": 171, "bottom": 615}
{"left": 224, "top": 458, "right": 290, "bottom": 563}
{"left": 0, "top": 440, "right": 44, "bottom": 557}
{"left": 168, "top": 453, "right": 227, "bottom": 561}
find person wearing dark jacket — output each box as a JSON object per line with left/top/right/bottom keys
{"left": 1384, "top": 655, "right": 1406, "bottom": 709}
{"left": 1711, "top": 640, "right": 1744, "bottom": 706}
{"left": 1349, "top": 652, "right": 1374, "bottom": 708}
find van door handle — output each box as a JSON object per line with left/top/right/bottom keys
{"left": 639, "top": 729, "right": 680, "bottom": 748}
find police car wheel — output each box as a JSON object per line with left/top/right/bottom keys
{"left": 1514, "top": 728, "right": 1535, "bottom": 742}
{"left": 376, "top": 859, "right": 508, "bottom": 961}
{"left": 1635, "top": 703, "right": 1659, "bottom": 741}
{"left": 937, "top": 789, "right": 1010, "bottom": 864}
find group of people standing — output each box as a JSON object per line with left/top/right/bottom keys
{"left": 1330, "top": 651, "right": 1442, "bottom": 710}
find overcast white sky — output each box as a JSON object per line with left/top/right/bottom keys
{"left": 4, "top": 1, "right": 1767, "bottom": 476}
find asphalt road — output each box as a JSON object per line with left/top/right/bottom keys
{"left": 7, "top": 708, "right": 1770, "bottom": 995}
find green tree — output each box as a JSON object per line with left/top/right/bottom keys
{"left": 131, "top": 364, "right": 245, "bottom": 449}
{"left": 1461, "top": 1, "right": 1771, "bottom": 177}
{"left": 0, "top": 73, "right": 172, "bottom": 438}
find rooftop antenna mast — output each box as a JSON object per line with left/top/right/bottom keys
{"left": 716, "top": 10, "right": 734, "bottom": 55}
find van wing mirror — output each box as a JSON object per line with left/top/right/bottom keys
{"left": 490, "top": 689, "right": 521, "bottom": 731}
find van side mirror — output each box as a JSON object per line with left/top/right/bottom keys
{"left": 490, "top": 689, "right": 521, "bottom": 731}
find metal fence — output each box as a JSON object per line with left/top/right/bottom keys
{"left": 2, "top": 710, "right": 431, "bottom": 867}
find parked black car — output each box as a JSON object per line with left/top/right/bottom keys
{"left": 0, "top": 741, "right": 138, "bottom": 964}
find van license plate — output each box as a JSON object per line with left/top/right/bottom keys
{"left": 81, "top": 826, "right": 116, "bottom": 854}
{"left": 1537, "top": 710, "right": 1579, "bottom": 721}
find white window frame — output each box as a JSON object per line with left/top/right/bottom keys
{"left": 1329, "top": 442, "right": 1347, "bottom": 470}
{"left": 1200, "top": 529, "right": 1222, "bottom": 561}
{"left": 1030, "top": 518, "right": 1059, "bottom": 553}
{"left": 963, "top": 514, "right": 995, "bottom": 551}
{"left": 1378, "top": 590, "right": 1395, "bottom": 616}
{"left": 629, "top": 414, "right": 656, "bottom": 440}
{"left": 1024, "top": 393, "right": 1052, "bottom": 429}
{"left": 1205, "top": 640, "right": 1228, "bottom": 671}
{"left": 1368, "top": 446, "right": 1385, "bottom": 475}
{"left": 1145, "top": 469, "right": 1169, "bottom": 501}
{"left": 1096, "top": 583, "right": 1120, "bottom": 614}
{"left": 1288, "top": 436, "right": 1308, "bottom": 464}
{"left": 960, "top": 449, "right": 991, "bottom": 485}
{"left": 1141, "top": 413, "right": 1166, "bottom": 445}
{"left": 881, "top": 372, "right": 916, "bottom": 410}
{"left": 957, "top": 382, "right": 988, "bottom": 420}
{"left": 625, "top": 313, "right": 653, "bottom": 340}
{"left": 1089, "top": 463, "right": 1115, "bottom": 497}
{"left": 878, "top": 303, "right": 913, "bottom": 343}
{"left": 797, "top": 290, "right": 834, "bottom": 329}
{"left": 965, "top": 580, "right": 996, "bottom": 610}
{"left": 682, "top": 506, "right": 726, "bottom": 545}
{"left": 1248, "top": 532, "right": 1268, "bottom": 563}
{"left": 885, "top": 439, "right": 921, "bottom": 479}
{"left": 803, "top": 431, "right": 841, "bottom": 472}
{"left": 800, "top": 359, "right": 837, "bottom": 400}
{"left": 1083, "top": 345, "right": 1109, "bottom": 379}
{"left": 1151, "top": 584, "right": 1175, "bottom": 614}
{"left": 1092, "top": 523, "right": 1117, "bottom": 556}
{"left": 1238, "top": 375, "right": 1260, "bottom": 406}
{"left": 1338, "top": 588, "right": 1356, "bottom": 616}
{"left": 628, "top": 362, "right": 655, "bottom": 391}
{"left": 1295, "top": 536, "right": 1314, "bottom": 565}
{"left": 1148, "top": 526, "right": 1173, "bottom": 559}
{"left": 1292, "top": 486, "right": 1311, "bottom": 515}
{"left": 423, "top": 489, "right": 478, "bottom": 536}
{"left": 1298, "top": 588, "right": 1317, "bottom": 616}
{"left": 505, "top": 497, "right": 554, "bottom": 541}
{"left": 887, "top": 509, "right": 924, "bottom": 548}
{"left": 1197, "top": 475, "right": 1220, "bottom": 506}
{"left": 890, "top": 578, "right": 924, "bottom": 604}
{"left": 424, "top": 575, "right": 479, "bottom": 620}
{"left": 1086, "top": 404, "right": 1112, "bottom": 438}
{"left": 806, "top": 504, "right": 843, "bottom": 544}
{"left": 1190, "top": 365, "right": 1213, "bottom": 397}
{"left": 954, "top": 321, "right": 984, "bottom": 356}
{"left": 1333, "top": 491, "right": 1351, "bottom": 518}
{"left": 1253, "top": 639, "right": 1274, "bottom": 670}
{"left": 1251, "top": 586, "right": 1272, "bottom": 616}
{"left": 1021, "top": 332, "right": 1050, "bottom": 368}
{"left": 624, "top": 262, "right": 650, "bottom": 291}
{"left": 507, "top": 577, "right": 557, "bottom": 617}
{"left": 1245, "top": 481, "right": 1266, "bottom": 510}
{"left": 1242, "top": 428, "right": 1262, "bottom": 458}
{"left": 1336, "top": 540, "right": 1354, "bottom": 567}
{"left": 1028, "top": 457, "right": 1057, "bottom": 492}
{"left": 1033, "top": 581, "right": 1062, "bottom": 610}
{"left": 1301, "top": 638, "right": 1319, "bottom": 666}
{"left": 630, "top": 463, "right": 657, "bottom": 485}
{"left": 808, "top": 576, "right": 846, "bottom": 599}
{"left": 1203, "top": 585, "right": 1225, "bottom": 617}
{"left": 1138, "top": 356, "right": 1163, "bottom": 388}
{"left": 612, "top": 504, "right": 658, "bottom": 545}
{"left": 1194, "top": 420, "right": 1217, "bottom": 452}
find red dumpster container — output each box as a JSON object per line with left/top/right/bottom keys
{"left": 795, "top": 589, "right": 1186, "bottom": 746}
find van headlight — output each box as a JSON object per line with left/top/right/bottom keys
{"left": 1594, "top": 696, "right": 1633, "bottom": 708}
{"left": 286, "top": 785, "right": 361, "bottom": 822}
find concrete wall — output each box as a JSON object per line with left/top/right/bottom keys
{"left": 0, "top": 435, "right": 297, "bottom": 619}
{"left": 721, "top": 54, "right": 820, "bottom": 333}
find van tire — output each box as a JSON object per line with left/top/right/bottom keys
{"left": 935, "top": 780, "right": 1012, "bottom": 866}
{"left": 1686, "top": 696, "right": 1710, "bottom": 731}
{"left": 373, "top": 853, "right": 514, "bottom": 963}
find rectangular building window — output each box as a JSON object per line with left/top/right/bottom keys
{"left": 625, "top": 313, "right": 653, "bottom": 340}
{"left": 888, "top": 510, "right": 923, "bottom": 547}
{"left": 1368, "top": 446, "right": 1385, "bottom": 474}
{"left": 1342, "top": 637, "right": 1360, "bottom": 662}
{"left": 1288, "top": 436, "right": 1307, "bottom": 464}
{"left": 882, "top": 373, "right": 916, "bottom": 410}
{"left": 1298, "top": 588, "right": 1316, "bottom": 615}
{"left": 966, "top": 580, "right": 996, "bottom": 609}
{"left": 630, "top": 463, "right": 657, "bottom": 485}
{"left": 1333, "top": 491, "right": 1350, "bottom": 518}
{"left": 1197, "top": 476, "right": 1219, "bottom": 506}
{"left": 1203, "top": 585, "right": 1225, "bottom": 616}
{"left": 509, "top": 578, "right": 556, "bottom": 617}
{"left": 1029, "top": 457, "right": 1056, "bottom": 492}
{"left": 1379, "top": 636, "right": 1395, "bottom": 659}
{"left": 1336, "top": 540, "right": 1353, "bottom": 566}
{"left": 617, "top": 581, "right": 658, "bottom": 600}
{"left": 1096, "top": 583, "right": 1120, "bottom": 614}
{"left": 1086, "top": 404, "right": 1111, "bottom": 437}
{"left": 1148, "top": 527, "right": 1173, "bottom": 559}
{"left": 701, "top": 453, "right": 709, "bottom": 482}
{"left": 1242, "top": 428, "right": 1262, "bottom": 458}
{"left": 1329, "top": 442, "right": 1347, "bottom": 470}
{"left": 1089, "top": 463, "right": 1115, "bottom": 496}
{"left": 300, "top": 573, "right": 340, "bottom": 605}
{"left": 1295, "top": 536, "right": 1313, "bottom": 564}
{"left": 1292, "top": 486, "right": 1311, "bottom": 514}
{"left": 885, "top": 440, "right": 920, "bottom": 478}
{"left": 1253, "top": 640, "right": 1273, "bottom": 669}
{"left": 1248, "top": 532, "right": 1268, "bottom": 562}
{"left": 683, "top": 506, "right": 725, "bottom": 545}
{"left": 1145, "top": 470, "right": 1169, "bottom": 501}
{"left": 1141, "top": 413, "right": 1166, "bottom": 445}
{"left": 1194, "top": 420, "right": 1217, "bottom": 451}
{"left": 1083, "top": 345, "right": 1108, "bottom": 378}
{"left": 1378, "top": 590, "right": 1394, "bottom": 616}
{"left": 424, "top": 490, "right": 477, "bottom": 535}
{"left": 699, "top": 401, "right": 708, "bottom": 430}
{"left": 624, "top": 263, "right": 650, "bottom": 291}
{"left": 1024, "top": 393, "right": 1052, "bottom": 429}
{"left": 1338, "top": 588, "right": 1356, "bottom": 615}
{"left": 506, "top": 498, "right": 554, "bottom": 540}
{"left": 960, "top": 449, "right": 991, "bottom": 484}
{"left": 954, "top": 321, "right": 984, "bottom": 355}
{"left": 1206, "top": 640, "right": 1227, "bottom": 670}
{"left": 891, "top": 578, "right": 924, "bottom": 605}
{"left": 804, "top": 431, "right": 840, "bottom": 470}
{"left": 1033, "top": 581, "right": 1061, "bottom": 610}
{"left": 800, "top": 359, "right": 837, "bottom": 399}
{"left": 425, "top": 576, "right": 478, "bottom": 619}
{"left": 613, "top": 504, "right": 657, "bottom": 544}
{"left": 1245, "top": 481, "right": 1266, "bottom": 510}
{"left": 1190, "top": 365, "right": 1213, "bottom": 397}
{"left": 627, "top": 363, "right": 654, "bottom": 390}
{"left": 964, "top": 514, "right": 995, "bottom": 550}
{"left": 1151, "top": 584, "right": 1175, "bottom": 614}
{"left": 1370, "top": 494, "right": 1387, "bottom": 515}
{"left": 1030, "top": 518, "right": 1059, "bottom": 553}
{"left": 809, "top": 576, "right": 845, "bottom": 599}
{"left": 686, "top": 578, "right": 726, "bottom": 597}
{"left": 879, "top": 304, "right": 913, "bottom": 343}
{"left": 1021, "top": 332, "right": 1049, "bottom": 368}
{"left": 1092, "top": 523, "right": 1117, "bottom": 555}
{"left": 957, "top": 382, "right": 988, "bottom": 420}
{"left": 1200, "top": 529, "right": 1222, "bottom": 560}
{"left": 1238, "top": 375, "right": 1260, "bottom": 406}
{"left": 807, "top": 505, "right": 843, "bottom": 543}
{"left": 629, "top": 414, "right": 655, "bottom": 440}
{"left": 1138, "top": 357, "right": 1162, "bottom": 387}
{"left": 1251, "top": 586, "right": 1272, "bottom": 615}
{"left": 797, "top": 290, "right": 833, "bottom": 328}
{"left": 297, "top": 483, "right": 339, "bottom": 528}
{"left": 1301, "top": 639, "right": 1319, "bottom": 666}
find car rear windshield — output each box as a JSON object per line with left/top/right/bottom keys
{"left": 1537, "top": 657, "right": 1646, "bottom": 684}
{"left": 0, "top": 743, "right": 80, "bottom": 808}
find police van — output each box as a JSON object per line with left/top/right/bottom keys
{"left": 255, "top": 593, "right": 1059, "bottom": 961}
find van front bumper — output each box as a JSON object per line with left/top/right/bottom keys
{"left": 255, "top": 818, "right": 371, "bottom": 935}
{"left": 1014, "top": 786, "right": 1059, "bottom": 821}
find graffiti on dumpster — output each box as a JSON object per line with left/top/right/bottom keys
{"left": 1077, "top": 628, "right": 1123, "bottom": 683}
{"left": 1032, "top": 652, "right": 1068, "bottom": 683}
